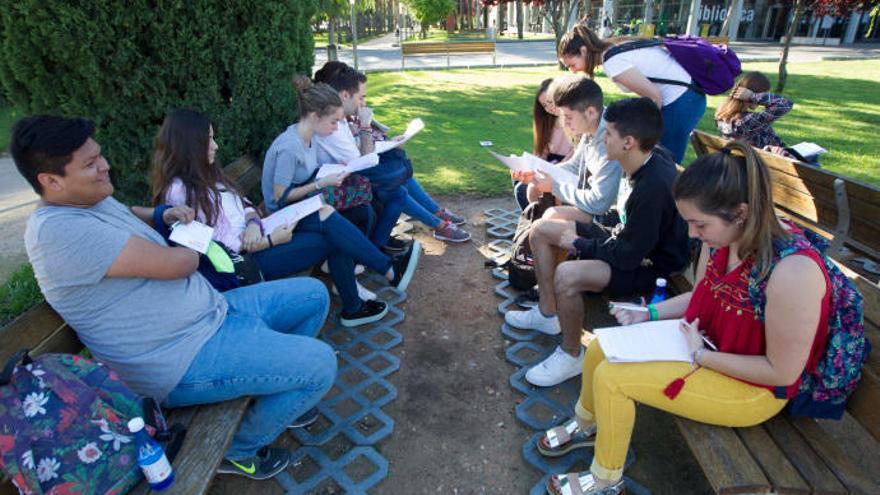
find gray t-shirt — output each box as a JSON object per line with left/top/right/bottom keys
{"left": 24, "top": 197, "right": 226, "bottom": 401}
{"left": 262, "top": 124, "right": 319, "bottom": 212}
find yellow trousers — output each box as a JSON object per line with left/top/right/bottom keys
{"left": 576, "top": 342, "right": 787, "bottom": 482}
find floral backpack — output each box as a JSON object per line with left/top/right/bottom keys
{"left": 747, "top": 227, "right": 871, "bottom": 419}
{"left": 0, "top": 351, "right": 179, "bottom": 495}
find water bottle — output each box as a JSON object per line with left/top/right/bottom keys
{"left": 649, "top": 278, "right": 667, "bottom": 304}
{"left": 128, "top": 417, "right": 175, "bottom": 490}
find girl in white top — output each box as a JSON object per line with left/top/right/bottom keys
{"left": 557, "top": 24, "right": 707, "bottom": 163}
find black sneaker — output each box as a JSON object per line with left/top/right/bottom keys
{"left": 515, "top": 287, "right": 540, "bottom": 308}
{"left": 389, "top": 241, "right": 421, "bottom": 292}
{"left": 340, "top": 299, "right": 388, "bottom": 327}
{"left": 216, "top": 447, "right": 289, "bottom": 480}
{"left": 383, "top": 236, "right": 410, "bottom": 253}
{"left": 288, "top": 407, "right": 319, "bottom": 429}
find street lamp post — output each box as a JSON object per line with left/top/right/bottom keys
{"left": 349, "top": 0, "right": 358, "bottom": 70}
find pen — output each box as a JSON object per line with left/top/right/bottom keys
{"left": 608, "top": 302, "right": 649, "bottom": 312}
{"left": 700, "top": 334, "right": 718, "bottom": 351}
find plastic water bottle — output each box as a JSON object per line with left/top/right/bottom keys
{"left": 128, "top": 417, "right": 175, "bottom": 490}
{"left": 649, "top": 278, "right": 668, "bottom": 304}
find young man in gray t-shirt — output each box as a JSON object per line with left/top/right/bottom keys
{"left": 13, "top": 115, "right": 337, "bottom": 481}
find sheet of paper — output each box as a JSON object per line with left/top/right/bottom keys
{"left": 316, "top": 153, "right": 379, "bottom": 179}
{"left": 262, "top": 195, "right": 324, "bottom": 233}
{"left": 169, "top": 220, "right": 215, "bottom": 254}
{"left": 789, "top": 142, "right": 827, "bottom": 157}
{"left": 594, "top": 319, "right": 692, "bottom": 363}
{"left": 374, "top": 118, "right": 425, "bottom": 153}
{"left": 488, "top": 150, "right": 531, "bottom": 172}
{"left": 524, "top": 152, "right": 579, "bottom": 186}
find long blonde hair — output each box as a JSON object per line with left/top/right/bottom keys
{"left": 672, "top": 140, "right": 789, "bottom": 278}
{"left": 715, "top": 72, "right": 771, "bottom": 122}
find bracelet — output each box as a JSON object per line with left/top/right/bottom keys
{"left": 267, "top": 234, "right": 274, "bottom": 248}
{"left": 245, "top": 217, "right": 264, "bottom": 235}
{"left": 647, "top": 304, "right": 658, "bottom": 321}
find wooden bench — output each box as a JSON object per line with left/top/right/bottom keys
{"left": 400, "top": 40, "right": 496, "bottom": 69}
{"left": 0, "top": 157, "right": 262, "bottom": 495}
{"left": 667, "top": 131, "right": 880, "bottom": 494}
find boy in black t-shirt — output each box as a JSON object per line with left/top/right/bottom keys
{"left": 506, "top": 97, "right": 690, "bottom": 387}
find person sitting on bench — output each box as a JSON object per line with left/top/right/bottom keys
{"left": 512, "top": 75, "right": 621, "bottom": 225}
{"left": 512, "top": 77, "right": 575, "bottom": 210}
{"left": 13, "top": 115, "right": 334, "bottom": 481}
{"left": 506, "top": 97, "right": 689, "bottom": 387}
{"left": 261, "top": 78, "right": 421, "bottom": 294}
{"left": 151, "top": 108, "right": 408, "bottom": 327}
{"left": 312, "top": 62, "right": 471, "bottom": 244}
{"left": 715, "top": 71, "right": 809, "bottom": 162}
{"left": 538, "top": 140, "right": 839, "bottom": 495}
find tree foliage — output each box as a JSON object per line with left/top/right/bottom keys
{"left": 0, "top": 0, "right": 317, "bottom": 203}
{"left": 405, "top": 0, "right": 455, "bottom": 28}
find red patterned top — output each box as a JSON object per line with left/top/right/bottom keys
{"left": 684, "top": 246, "right": 831, "bottom": 397}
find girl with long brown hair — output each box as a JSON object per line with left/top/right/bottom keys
{"left": 538, "top": 141, "right": 843, "bottom": 495}
{"left": 715, "top": 71, "right": 795, "bottom": 157}
{"left": 513, "top": 78, "right": 575, "bottom": 209}
{"left": 151, "top": 108, "right": 415, "bottom": 328}
{"left": 557, "top": 24, "right": 706, "bottom": 163}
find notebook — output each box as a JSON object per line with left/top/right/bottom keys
{"left": 594, "top": 319, "right": 692, "bottom": 363}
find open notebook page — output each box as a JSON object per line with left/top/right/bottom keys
{"left": 594, "top": 319, "right": 692, "bottom": 363}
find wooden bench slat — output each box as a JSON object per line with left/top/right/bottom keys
{"left": 789, "top": 414, "right": 880, "bottom": 494}
{"left": 130, "top": 398, "right": 251, "bottom": 495}
{"left": 0, "top": 302, "right": 66, "bottom": 361}
{"left": 735, "top": 425, "right": 811, "bottom": 494}
{"left": 675, "top": 418, "right": 772, "bottom": 494}
{"left": 763, "top": 415, "right": 848, "bottom": 494}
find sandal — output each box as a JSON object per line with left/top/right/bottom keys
{"left": 546, "top": 472, "right": 624, "bottom": 495}
{"left": 537, "top": 418, "right": 596, "bottom": 457}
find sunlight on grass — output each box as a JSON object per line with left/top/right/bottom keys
{"left": 368, "top": 60, "right": 879, "bottom": 196}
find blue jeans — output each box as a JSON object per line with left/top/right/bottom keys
{"left": 403, "top": 177, "right": 442, "bottom": 229}
{"left": 164, "top": 278, "right": 335, "bottom": 460}
{"left": 660, "top": 88, "right": 707, "bottom": 164}
{"left": 370, "top": 185, "right": 406, "bottom": 248}
{"left": 254, "top": 211, "right": 393, "bottom": 312}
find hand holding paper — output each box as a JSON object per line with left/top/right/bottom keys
{"left": 169, "top": 220, "right": 215, "bottom": 254}
{"left": 374, "top": 118, "right": 424, "bottom": 153}
{"left": 316, "top": 152, "right": 379, "bottom": 179}
{"left": 594, "top": 319, "right": 693, "bottom": 363}
{"left": 262, "top": 195, "right": 324, "bottom": 233}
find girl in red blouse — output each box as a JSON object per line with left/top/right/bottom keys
{"left": 539, "top": 141, "right": 831, "bottom": 495}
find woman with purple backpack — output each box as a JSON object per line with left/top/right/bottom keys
{"left": 557, "top": 24, "right": 707, "bottom": 163}
{"left": 536, "top": 141, "right": 866, "bottom": 495}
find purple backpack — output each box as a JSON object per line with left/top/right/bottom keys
{"left": 0, "top": 351, "right": 179, "bottom": 495}
{"left": 604, "top": 35, "right": 742, "bottom": 95}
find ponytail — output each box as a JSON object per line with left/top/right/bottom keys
{"left": 557, "top": 24, "right": 611, "bottom": 78}
{"left": 292, "top": 75, "right": 342, "bottom": 119}
{"left": 673, "top": 141, "right": 788, "bottom": 278}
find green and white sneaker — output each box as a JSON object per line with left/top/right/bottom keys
{"left": 216, "top": 447, "right": 289, "bottom": 480}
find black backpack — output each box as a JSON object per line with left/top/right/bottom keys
{"left": 507, "top": 194, "right": 555, "bottom": 291}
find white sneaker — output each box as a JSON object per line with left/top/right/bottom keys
{"left": 525, "top": 346, "right": 584, "bottom": 387}
{"left": 504, "top": 307, "right": 561, "bottom": 335}
{"left": 322, "top": 261, "right": 364, "bottom": 276}
{"left": 332, "top": 281, "right": 376, "bottom": 301}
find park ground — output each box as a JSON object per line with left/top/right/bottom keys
{"left": 1, "top": 58, "right": 879, "bottom": 493}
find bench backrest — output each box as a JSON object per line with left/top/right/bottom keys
{"left": 401, "top": 41, "right": 495, "bottom": 55}
{"left": 689, "top": 130, "right": 880, "bottom": 441}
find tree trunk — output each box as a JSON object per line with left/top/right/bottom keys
{"left": 777, "top": 0, "right": 805, "bottom": 93}
{"left": 719, "top": 0, "right": 736, "bottom": 36}
{"left": 517, "top": 1, "right": 524, "bottom": 38}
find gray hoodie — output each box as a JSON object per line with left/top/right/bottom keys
{"left": 551, "top": 117, "right": 622, "bottom": 216}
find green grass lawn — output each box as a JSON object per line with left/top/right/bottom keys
{"left": 368, "top": 60, "right": 880, "bottom": 197}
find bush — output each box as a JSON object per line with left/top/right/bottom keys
{"left": 0, "top": 264, "right": 42, "bottom": 327}
{"left": 0, "top": 1, "right": 317, "bottom": 203}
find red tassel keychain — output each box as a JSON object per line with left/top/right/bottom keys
{"left": 664, "top": 366, "right": 701, "bottom": 399}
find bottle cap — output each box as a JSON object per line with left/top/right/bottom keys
{"left": 656, "top": 278, "right": 667, "bottom": 287}
{"left": 128, "top": 417, "right": 145, "bottom": 433}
